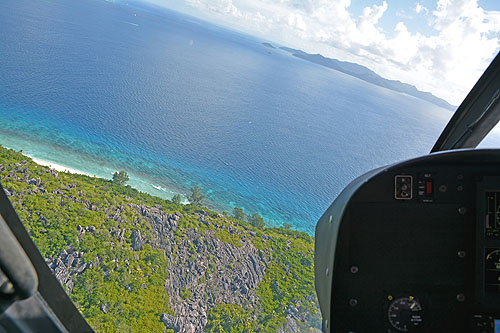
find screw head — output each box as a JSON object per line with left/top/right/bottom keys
{"left": 349, "top": 298, "right": 358, "bottom": 307}
{"left": 350, "top": 266, "right": 359, "bottom": 274}
{"left": 458, "top": 207, "right": 467, "bottom": 215}
{"left": 457, "top": 293, "right": 465, "bottom": 302}
{"left": 458, "top": 250, "right": 466, "bottom": 258}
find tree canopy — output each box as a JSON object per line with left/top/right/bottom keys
{"left": 171, "top": 194, "right": 182, "bottom": 205}
{"left": 248, "top": 213, "right": 265, "bottom": 229}
{"left": 188, "top": 186, "right": 205, "bottom": 206}
{"left": 112, "top": 170, "right": 129, "bottom": 186}
{"left": 233, "top": 207, "right": 244, "bottom": 221}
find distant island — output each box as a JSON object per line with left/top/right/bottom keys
{"left": 262, "top": 42, "right": 275, "bottom": 49}
{"left": 262, "top": 43, "right": 456, "bottom": 111}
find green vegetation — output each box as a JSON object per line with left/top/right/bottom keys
{"left": 233, "top": 206, "right": 244, "bottom": 220}
{"left": 255, "top": 228, "right": 320, "bottom": 331}
{"left": 112, "top": 170, "right": 129, "bottom": 186}
{"left": 0, "top": 149, "right": 173, "bottom": 332}
{"left": 214, "top": 229, "right": 242, "bottom": 248}
{"left": 171, "top": 194, "right": 182, "bottom": 205}
{"left": 205, "top": 304, "right": 255, "bottom": 332}
{"left": 188, "top": 185, "right": 205, "bottom": 206}
{"left": 248, "top": 212, "right": 265, "bottom": 229}
{"left": 180, "top": 288, "right": 192, "bottom": 300}
{"left": 0, "top": 146, "right": 320, "bottom": 332}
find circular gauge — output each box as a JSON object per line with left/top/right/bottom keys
{"left": 387, "top": 297, "right": 423, "bottom": 332}
{"left": 486, "top": 249, "right": 500, "bottom": 271}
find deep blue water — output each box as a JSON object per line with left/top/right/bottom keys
{"left": 0, "top": 0, "right": 456, "bottom": 233}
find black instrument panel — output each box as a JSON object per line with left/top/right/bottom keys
{"left": 315, "top": 150, "right": 500, "bottom": 333}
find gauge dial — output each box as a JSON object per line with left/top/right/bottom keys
{"left": 485, "top": 248, "right": 500, "bottom": 293}
{"left": 486, "top": 249, "right": 500, "bottom": 271}
{"left": 388, "top": 297, "right": 423, "bottom": 332}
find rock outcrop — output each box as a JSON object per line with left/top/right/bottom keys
{"left": 131, "top": 205, "right": 272, "bottom": 332}
{"left": 46, "top": 247, "right": 88, "bottom": 294}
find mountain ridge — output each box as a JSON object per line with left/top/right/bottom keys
{"left": 274, "top": 45, "right": 456, "bottom": 111}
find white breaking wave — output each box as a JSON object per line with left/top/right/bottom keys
{"left": 152, "top": 184, "right": 168, "bottom": 192}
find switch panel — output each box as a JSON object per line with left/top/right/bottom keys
{"left": 395, "top": 175, "right": 412, "bottom": 200}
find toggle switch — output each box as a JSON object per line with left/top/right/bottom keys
{"left": 395, "top": 175, "right": 413, "bottom": 200}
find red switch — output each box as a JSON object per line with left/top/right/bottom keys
{"left": 426, "top": 181, "right": 433, "bottom": 195}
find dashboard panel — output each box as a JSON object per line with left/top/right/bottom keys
{"left": 315, "top": 149, "right": 500, "bottom": 332}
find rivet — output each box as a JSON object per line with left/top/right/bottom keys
{"left": 458, "top": 251, "right": 466, "bottom": 258}
{"left": 350, "top": 266, "right": 359, "bottom": 274}
{"left": 457, "top": 293, "right": 465, "bottom": 302}
{"left": 349, "top": 298, "right": 358, "bottom": 307}
{"left": 458, "top": 207, "right": 467, "bottom": 215}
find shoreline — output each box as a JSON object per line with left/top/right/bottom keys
{"left": 6, "top": 146, "right": 309, "bottom": 233}
{"left": 0, "top": 144, "right": 93, "bottom": 177}
{"left": 21, "top": 150, "right": 189, "bottom": 204}
{"left": 28, "top": 156, "right": 97, "bottom": 178}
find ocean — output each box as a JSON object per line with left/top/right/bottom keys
{"left": 0, "top": 0, "right": 461, "bottom": 233}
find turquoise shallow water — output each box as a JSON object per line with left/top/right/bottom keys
{"left": 0, "top": 0, "right": 455, "bottom": 233}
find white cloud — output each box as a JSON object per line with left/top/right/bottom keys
{"left": 159, "top": 0, "right": 500, "bottom": 105}
{"left": 287, "top": 13, "right": 307, "bottom": 32}
{"left": 415, "top": 3, "right": 429, "bottom": 15}
{"left": 187, "top": 0, "right": 241, "bottom": 17}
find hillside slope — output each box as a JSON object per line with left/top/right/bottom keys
{"left": 279, "top": 46, "right": 456, "bottom": 111}
{"left": 0, "top": 146, "right": 321, "bottom": 332}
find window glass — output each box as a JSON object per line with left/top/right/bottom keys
{"left": 479, "top": 122, "right": 500, "bottom": 148}
{"left": 0, "top": 0, "right": 498, "bottom": 331}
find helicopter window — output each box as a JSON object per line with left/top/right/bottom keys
{"left": 479, "top": 123, "right": 500, "bottom": 148}
{"left": 0, "top": 0, "right": 498, "bottom": 332}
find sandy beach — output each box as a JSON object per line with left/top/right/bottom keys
{"left": 25, "top": 153, "right": 186, "bottom": 203}
{"left": 28, "top": 156, "right": 96, "bottom": 177}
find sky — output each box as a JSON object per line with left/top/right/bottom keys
{"left": 145, "top": 0, "right": 500, "bottom": 105}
